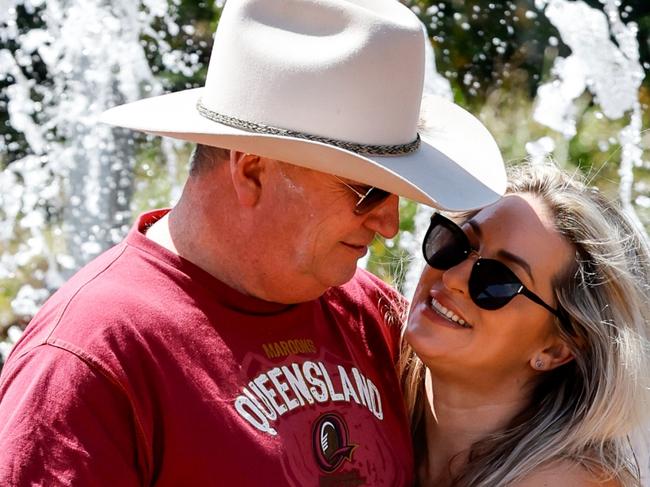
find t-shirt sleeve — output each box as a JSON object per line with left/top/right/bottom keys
{"left": 0, "top": 344, "right": 143, "bottom": 486}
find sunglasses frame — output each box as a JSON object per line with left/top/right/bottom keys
{"left": 335, "top": 177, "right": 392, "bottom": 215}
{"left": 422, "top": 213, "right": 567, "bottom": 322}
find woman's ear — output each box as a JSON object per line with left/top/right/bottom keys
{"left": 229, "top": 151, "right": 264, "bottom": 207}
{"left": 530, "top": 338, "right": 574, "bottom": 372}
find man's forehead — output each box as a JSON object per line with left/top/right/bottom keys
{"left": 273, "top": 158, "right": 375, "bottom": 192}
{"left": 277, "top": 159, "right": 333, "bottom": 180}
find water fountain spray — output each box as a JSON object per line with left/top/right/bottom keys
{"left": 0, "top": 0, "right": 195, "bottom": 351}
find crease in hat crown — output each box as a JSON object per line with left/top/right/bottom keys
{"left": 198, "top": 0, "right": 426, "bottom": 150}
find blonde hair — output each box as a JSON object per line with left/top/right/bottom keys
{"left": 400, "top": 161, "right": 650, "bottom": 486}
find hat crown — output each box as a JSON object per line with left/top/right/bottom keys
{"left": 201, "top": 0, "right": 425, "bottom": 146}
{"left": 99, "top": 0, "right": 506, "bottom": 211}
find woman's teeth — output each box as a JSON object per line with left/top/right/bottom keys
{"left": 430, "top": 297, "right": 471, "bottom": 328}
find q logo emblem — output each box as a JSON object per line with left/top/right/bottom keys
{"left": 312, "top": 413, "right": 357, "bottom": 473}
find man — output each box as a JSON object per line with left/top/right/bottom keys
{"left": 0, "top": 0, "right": 505, "bottom": 485}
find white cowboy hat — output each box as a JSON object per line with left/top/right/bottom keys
{"left": 100, "top": 0, "right": 506, "bottom": 211}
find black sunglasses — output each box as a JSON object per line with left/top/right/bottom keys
{"left": 335, "top": 177, "right": 392, "bottom": 215}
{"left": 423, "top": 213, "right": 566, "bottom": 321}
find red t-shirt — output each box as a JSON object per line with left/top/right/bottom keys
{"left": 0, "top": 210, "right": 414, "bottom": 486}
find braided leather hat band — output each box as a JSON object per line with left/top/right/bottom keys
{"left": 197, "top": 100, "right": 421, "bottom": 157}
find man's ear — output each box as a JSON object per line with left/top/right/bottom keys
{"left": 530, "top": 338, "right": 574, "bottom": 372}
{"left": 229, "top": 151, "right": 264, "bottom": 207}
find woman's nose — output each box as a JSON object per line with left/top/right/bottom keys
{"left": 441, "top": 252, "right": 478, "bottom": 295}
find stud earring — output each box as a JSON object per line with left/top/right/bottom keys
{"left": 534, "top": 359, "right": 544, "bottom": 370}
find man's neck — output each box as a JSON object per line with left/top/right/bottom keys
{"left": 145, "top": 212, "right": 178, "bottom": 254}
{"left": 145, "top": 203, "right": 273, "bottom": 301}
{"left": 144, "top": 207, "right": 242, "bottom": 293}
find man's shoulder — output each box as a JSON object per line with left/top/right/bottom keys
{"left": 41, "top": 241, "right": 165, "bottom": 315}
{"left": 8, "top": 241, "right": 177, "bottom": 362}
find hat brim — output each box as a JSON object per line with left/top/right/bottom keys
{"left": 100, "top": 88, "right": 506, "bottom": 211}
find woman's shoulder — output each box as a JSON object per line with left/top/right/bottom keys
{"left": 510, "top": 460, "right": 622, "bottom": 487}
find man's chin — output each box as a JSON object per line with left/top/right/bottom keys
{"left": 326, "top": 264, "right": 360, "bottom": 289}
{"left": 265, "top": 264, "right": 361, "bottom": 303}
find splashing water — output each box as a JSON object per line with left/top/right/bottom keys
{"left": 0, "top": 0, "right": 196, "bottom": 357}
{"left": 531, "top": 0, "right": 648, "bottom": 234}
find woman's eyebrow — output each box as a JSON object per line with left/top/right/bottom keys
{"left": 498, "top": 249, "right": 535, "bottom": 283}
{"left": 467, "top": 219, "right": 535, "bottom": 283}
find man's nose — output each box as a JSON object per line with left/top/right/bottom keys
{"left": 363, "top": 194, "right": 400, "bottom": 238}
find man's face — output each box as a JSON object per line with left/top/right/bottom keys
{"left": 251, "top": 161, "right": 399, "bottom": 303}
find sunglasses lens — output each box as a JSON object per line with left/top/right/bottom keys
{"left": 423, "top": 219, "right": 469, "bottom": 270}
{"left": 354, "top": 188, "right": 391, "bottom": 215}
{"left": 469, "top": 259, "right": 523, "bottom": 310}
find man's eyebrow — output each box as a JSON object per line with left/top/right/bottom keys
{"left": 467, "top": 219, "right": 535, "bottom": 283}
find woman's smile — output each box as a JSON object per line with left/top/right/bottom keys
{"left": 429, "top": 296, "right": 472, "bottom": 328}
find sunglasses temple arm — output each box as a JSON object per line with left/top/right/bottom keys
{"left": 520, "top": 288, "right": 565, "bottom": 322}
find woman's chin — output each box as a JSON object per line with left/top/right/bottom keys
{"left": 406, "top": 305, "right": 476, "bottom": 366}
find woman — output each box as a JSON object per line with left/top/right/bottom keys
{"left": 401, "top": 162, "right": 650, "bottom": 486}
